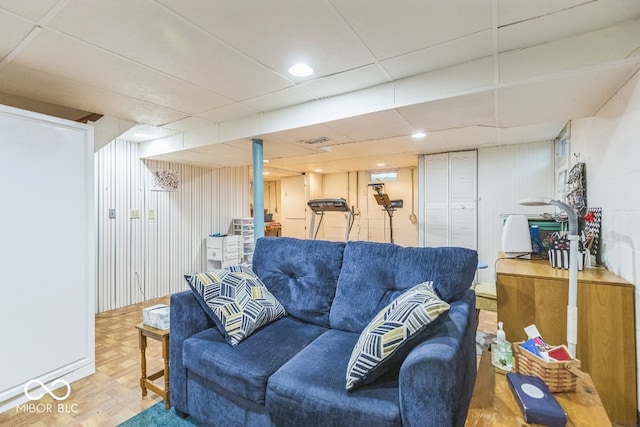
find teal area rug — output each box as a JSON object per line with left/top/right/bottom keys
{"left": 118, "top": 402, "right": 203, "bottom": 426}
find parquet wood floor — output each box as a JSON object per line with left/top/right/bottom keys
{"left": 478, "top": 308, "right": 497, "bottom": 335}
{"left": 0, "top": 297, "right": 169, "bottom": 427}
{"left": 0, "top": 297, "right": 498, "bottom": 427}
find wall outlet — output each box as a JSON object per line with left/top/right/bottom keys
{"left": 148, "top": 209, "right": 156, "bottom": 219}
{"left": 108, "top": 209, "right": 116, "bottom": 219}
{"left": 130, "top": 209, "right": 140, "bottom": 219}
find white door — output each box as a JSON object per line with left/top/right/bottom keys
{"left": 419, "top": 150, "right": 477, "bottom": 250}
{"left": 280, "top": 175, "right": 307, "bottom": 239}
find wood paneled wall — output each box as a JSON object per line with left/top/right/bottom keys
{"left": 94, "top": 139, "right": 250, "bottom": 312}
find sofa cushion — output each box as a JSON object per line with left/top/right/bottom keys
{"left": 330, "top": 241, "right": 477, "bottom": 333}
{"left": 183, "top": 264, "right": 256, "bottom": 325}
{"left": 345, "top": 281, "right": 450, "bottom": 390}
{"left": 267, "top": 329, "right": 401, "bottom": 427}
{"left": 252, "top": 237, "right": 345, "bottom": 328}
{"left": 184, "top": 316, "right": 328, "bottom": 404}
{"left": 184, "top": 268, "right": 286, "bottom": 346}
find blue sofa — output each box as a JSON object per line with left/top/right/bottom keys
{"left": 170, "top": 237, "right": 478, "bottom": 426}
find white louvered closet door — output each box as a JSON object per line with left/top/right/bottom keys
{"left": 419, "top": 151, "right": 477, "bottom": 250}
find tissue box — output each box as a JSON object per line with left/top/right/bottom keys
{"left": 143, "top": 304, "right": 170, "bottom": 330}
{"left": 507, "top": 372, "right": 567, "bottom": 427}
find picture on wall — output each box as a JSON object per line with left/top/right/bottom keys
{"left": 151, "top": 169, "right": 180, "bottom": 191}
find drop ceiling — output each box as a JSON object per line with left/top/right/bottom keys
{"left": 1, "top": 0, "right": 639, "bottom": 180}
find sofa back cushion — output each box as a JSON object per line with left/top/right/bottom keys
{"left": 252, "top": 237, "right": 345, "bottom": 328}
{"left": 329, "top": 241, "right": 477, "bottom": 333}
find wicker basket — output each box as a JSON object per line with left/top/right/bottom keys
{"left": 512, "top": 342, "right": 581, "bottom": 392}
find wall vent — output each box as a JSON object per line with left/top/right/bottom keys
{"left": 301, "top": 136, "right": 332, "bottom": 145}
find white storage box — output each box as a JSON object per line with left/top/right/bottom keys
{"left": 143, "top": 304, "right": 170, "bottom": 330}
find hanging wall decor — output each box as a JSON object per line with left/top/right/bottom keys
{"left": 151, "top": 168, "right": 180, "bottom": 191}
{"left": 566, "top": 162, "right": 586, "bottom": 216}
{"left": 583, "top": 207, "right": 602, "bottom": 265}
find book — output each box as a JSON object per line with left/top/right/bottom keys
{"left": 507, "top": 372, "right": 567, "bottom": 427}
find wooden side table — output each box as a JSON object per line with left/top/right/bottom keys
{"left": 136, "top": 323, "right": 170, "bottom": 409}
{"left": 466, "top": 350, "right": 611, "bottom": 426}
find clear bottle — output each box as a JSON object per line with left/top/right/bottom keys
{"left": 493, "top": 321, "right": 513, "bottom": 371}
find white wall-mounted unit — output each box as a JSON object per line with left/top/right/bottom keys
{"left": 0, "top": 104, "right": 95, "bottom": 413}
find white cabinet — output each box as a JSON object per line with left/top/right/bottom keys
{"left": 419, "top": 150, "right": 477, "bottom": 250}
{"left": 233, "top": 218, "right": 254, "bottom": 262}
{"left": 0, "top": 105, "right": 95, "bottom": 413}
{"left": 206, "top": 235, "right": 242, "bottom": 269}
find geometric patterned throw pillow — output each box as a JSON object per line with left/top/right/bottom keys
{"left": 345, "top": 281, "right": 450, "bottom": 390}
{"left": 184, "top": 267, "right": 286, "bottom": 346}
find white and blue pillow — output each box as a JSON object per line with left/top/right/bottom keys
{"left": 185, "top": 265, "right": 286, "bottom": 346}
{"left": 345, "top": 281, "right": 450, "bottom": 390}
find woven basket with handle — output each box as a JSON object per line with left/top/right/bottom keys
{"left": 512, "top": 341, "right": 584, "bottom": 392}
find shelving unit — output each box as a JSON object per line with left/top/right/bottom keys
{"left": 232, "top": 218, "right": 255, "bottom": 263}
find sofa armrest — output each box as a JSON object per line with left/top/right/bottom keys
{"left": 170, "top": 290, "right": 216, "bottom": 413}
{"left": 398, "top": 289, "right": 476, "bottom": 427}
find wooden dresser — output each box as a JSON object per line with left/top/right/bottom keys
{"left": 496, "top": 257, "right": 636, "bottom": 426}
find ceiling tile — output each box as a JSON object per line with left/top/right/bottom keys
{"left": 241, "top": 86, "right": 316, "bottom": 112}
{"left": 198, "top": 103, "right": 258, "bottom": 123}
{"left": 398, "top": 91, "right": 496, "bottom": 132}
{"left": 499, "top": 18, "right": 640, "bottom": 84}
{"left": 498, "top": 0, "right": 640, "bottom": 52}
{"left": 438, "top": 126, "right": 501, "bottom": 149}
{"left": 0, "top": 9, "right": 35, "bottom": 59}
{"left": 47, "top": 0, "right": 292, "bottom": 101}
{"left": 265, "top": 123, "right": 353, "bottom": 146}
{"left": 162, "top": 116, "right": 217, "bottom": 133}
{"left": 0, "top": 0, "right": 60, "bottom": 21}
{"left": 120, "top": 124, "right": 178, "bottom": 143}
{"left": 157, "top": 0, "right": 374, "bottom": 79}
{"left": 331, "top": 0, "right": 492, "bottom": 60}
{"left": 498, "top": 65, "right": 636, "bottom": 127}
{"left": 262, "top": 138, "right": 323, "bottom": 159}
{"left": 324, "top": 109, "right": 414, "bottom": 141}
{"left": 299, "top": 65, "right": 390, "bottom": 99}
{"left": 381, "top": 30, "right": 494, "bottom": 80}
{"left": 11, "top": 29, "right": 232, "bottom": 116}
{"left": 395, "top": 57, "right": 494, "bottom": 107}
{"left": 497, "top": 0, "right": 589, "bottom": 26}
{"left": 0, "top": 63, "right": 188, "bottom": 125}
{"left": 498, "top": 122, "right": 567, "bottom": 145}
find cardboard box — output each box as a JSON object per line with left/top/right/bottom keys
{"left": 143, "top": 304, "right": 170, "bottom": 330}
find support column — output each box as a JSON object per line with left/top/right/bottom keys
{"left": 252, "top": 139, "right": 265, "bottom": 240}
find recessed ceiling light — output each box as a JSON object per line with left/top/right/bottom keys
{"left": 263, "top": 159, "right": 269, "bottom": 163}
{"left": 263, "top": 171, "right": 270, "bottom": 175}
{"left": 288, "top": 63, "right": 313, "bottom": 77}
{"left": 412, "top": 131, "right": 427, "bottom": 139}
{"left": 314, "top": 169, "right": 322, "bottom": 172}
{"left": 377, "top": 163, "right": 385, "bottom": 167}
